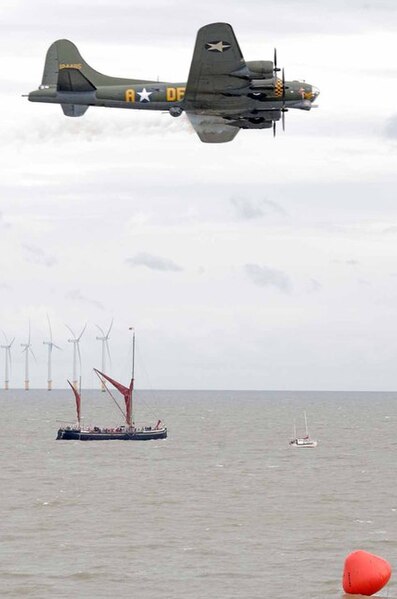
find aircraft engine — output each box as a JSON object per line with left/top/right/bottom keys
{"left": 246, "top": 60, "right": 274, "bottom": 79}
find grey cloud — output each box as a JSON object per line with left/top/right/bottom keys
{"left": 22, "top": 244, "right": 57, "bottom": 267}
{"left": 231, "top": 197, "right": 286, "bottom": 220}
{"left": 383, "top": 226, "right": 397, "bottom": 234}
{"left": 308, "top": 278, "right": 322, "bottom": 292}
{"left": 333, "top": 259, "right": 360, "bottom": 266}
{"left": 0, "top": 212, "right": 11, "bottom": 230}
{"left": 385, "top": 115, "right": 397, "bottom": 138}
{"left": 126, "top": 252, "right": 183, "bottom": 272}
{"left": 5, "top": 113, "right": 193, "bottom": 147}
{"left": 4, "top": 0, "right": 397, "bottom": 46}
{"left": 65, "top": 289, "right": 105, "bottom": 310}
{"left": 244, "top": 264, "right": 292, "bottom": 293}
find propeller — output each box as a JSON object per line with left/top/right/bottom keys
{"left": 273, "top": 48, "right": 280, "bottom": 73}
{"left": 281, "top": 67, "right": 288, "bottom": 132}
{"left": 272, "top": 63, "right": 288, "bottom": 138}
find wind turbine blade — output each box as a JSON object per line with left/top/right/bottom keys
{"left": 96, "top": 324, "right": 105, "bottom": 336}
{"left": 106, "top": 318, "right": 114, "bottom": 338}
{"left": 28, "top": 320, "right": 31, "bottom": 345}
{"left": 10, "top": 337, "right": 15, "bottom": 347}
{"left": 2, "top": 330, "right": 8, "bottom": 344}
{"left": 47, "top": 314, "right": 53, "bottom": 343}
{"left": 30, "top": 348, "right": 37, "bottom": 362}
{"left": 78, "top": 323, "right": 87, "bottom": 341}
{"left": 65, "top": 324, "right": 76, "bottom": 338}
{"left": 77, "top": 344, "right": 82, "bottom": 369}
{"left": 105, "top": 340, "right": 112, "bottom": 366}
{"left": 53, "top": 344, "right": 62, "bottom": 351}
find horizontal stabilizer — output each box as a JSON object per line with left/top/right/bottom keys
{"left": 61, "top": 104, "right": 89, "bottom": 117}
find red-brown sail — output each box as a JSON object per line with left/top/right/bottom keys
{"left": 67, "top": 379, "right": 81, "bottom": 426}
{"left": 94, "top": 369, "right": 134, "bottom": 426}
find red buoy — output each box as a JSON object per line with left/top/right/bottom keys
{"left": 343, "top": 550, "right": 391, "bottom": 595}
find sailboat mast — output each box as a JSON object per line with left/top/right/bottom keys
{"left": 132, "top": 330, "right": 135, "bottom": 380}
{"left": 127, "top": 327, "right": 135, "bottom": 427}
{"left": 304, "top": 411, "right": 309, "bottom": 438}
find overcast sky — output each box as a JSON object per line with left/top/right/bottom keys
{"left": 0, "top": 0, "right": 396, "bottom": 390}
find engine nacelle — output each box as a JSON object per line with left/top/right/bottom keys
{"left": 246, "top": 60, "right": 274, "bottom": 79}
{"left": 250, "top": 77, "right": 275, "bottom": 90}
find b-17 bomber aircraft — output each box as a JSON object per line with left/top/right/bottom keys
{"left": 28, "top": 22, "right": 320, "bottom": 143}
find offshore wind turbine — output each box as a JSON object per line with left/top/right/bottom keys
{"left": 66, "top": 323, "right": 86, "bottom": 391}
{"left": 43, "top": 315, "right": 61, "bottom": 391}
{"left": 96, "top": 319, "right": 113, "bottom": 391}
{"left": 1, "top": 332, "right": 15, "bottom": 390}
{"left": 21, "top": 321, "right": 36, "bottom": 391}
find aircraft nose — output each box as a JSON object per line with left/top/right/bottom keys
{"left": 311, "top": 86, "right": 320, "bottom": 101}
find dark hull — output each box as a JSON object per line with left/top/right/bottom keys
{"left": 57, "top": 428, "right": 167, "bottom": 441}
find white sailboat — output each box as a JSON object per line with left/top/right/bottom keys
{"left": 289, "top": 411, "right": 318, "bottom": 448}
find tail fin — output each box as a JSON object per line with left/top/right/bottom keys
{"left": 39, "top": 40, "right": 96, "bottom": 116}
{"left": 41, "top": 39, "right": 137, "bottom": 88}
{"left": 31, "top": 39, "right": 147, "bottom": 117}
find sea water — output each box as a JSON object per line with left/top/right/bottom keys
{"left": 0, "top": 389, "right": 396, "bottom": 598}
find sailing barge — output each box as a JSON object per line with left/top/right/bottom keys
{"left": 57, "top": 332, "right": 167, "bottom": 441}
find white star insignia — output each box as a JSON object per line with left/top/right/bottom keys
{"left": 205, "top": 41, "right": 231, "bottom": 53}
{"left": 137, "top": 88, "right": 153, "bottom": 102}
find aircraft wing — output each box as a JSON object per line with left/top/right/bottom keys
{"left": 186, "top": 114, "right": 239, "bottom": 143}
{"left": 184, "top": 23, "right": 248, "bottom": 142}
{"left": 184, "top": 22, "right": 247, "bottom": 106}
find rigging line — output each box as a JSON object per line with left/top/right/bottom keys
{"left": 94, "top": 371, "right": 126, "bottom": 421}
{"left": 134, "top": 345, "right": 164, "bottom": 420}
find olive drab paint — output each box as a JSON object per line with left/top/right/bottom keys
{"left": 28, "top": 22, "right": 319, "bottom": 143}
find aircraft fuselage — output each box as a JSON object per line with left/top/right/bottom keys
{"left": 29, "top": 78, "right": 317, "bottom": 115}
